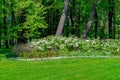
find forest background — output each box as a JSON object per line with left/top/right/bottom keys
{"left": 0, "top": 0, "right": 120, "bottom": 48}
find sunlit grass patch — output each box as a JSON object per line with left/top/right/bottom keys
{"left": 0, "top": 57, "right": 120, "bottom": 80}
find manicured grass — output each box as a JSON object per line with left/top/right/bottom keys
{"left": 0, "top": 55, "right": 120, "bottom": 80}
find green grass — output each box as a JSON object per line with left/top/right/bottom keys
{"left": 0, "top": 55, "right": 120, "bottom": 80}
{"left": 0, "top": 48, "right": 11, "bottom": 60}
{"left": 0, "top": 48, "right": 11, "bottom": 54}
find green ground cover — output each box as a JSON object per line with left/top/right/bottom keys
{"left": 0, "top": 53, "right": 120, "bottom": 80}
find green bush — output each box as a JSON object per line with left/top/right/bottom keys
{"left": 21, "top": 51, "right": 61, "bottom": 58}
{"left": 13, "top": 44, "right": 35, "bottom": 54}
{"left": 5, "top": 52, "right": 18, "bottom": 58}
{"left": 110, "top": 51, "right": 120, "bottom": 56}
{"left": 8, "top": 36, "right": 120, "bottom": 58}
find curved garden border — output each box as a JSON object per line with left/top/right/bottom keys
{"left": 8, "top": 56, "right": 120, "bottom": 61}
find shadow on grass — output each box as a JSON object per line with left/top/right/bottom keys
{"left": 0, "top": 48, "right": 11, "bottom": 54}
{"left": 0, "top": 48, "right": 12, "bottom": 60}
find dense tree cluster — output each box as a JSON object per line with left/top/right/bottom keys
{"left": 0, "top": 0, "right": 120, "bottom": 48}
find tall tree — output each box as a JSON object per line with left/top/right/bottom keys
{"left": 81, "top": 0, "right": 98, "bottom": 39}
{"left": 56, "top": 0, "right": 69, "bottom": 36}
{"left": 108, "top": 0, "right": 114, "bottom": 39}
{"left": 3, "top": 0, "right": 8, "bottom": 48}
{"left": 0, "top": 23, "right": 1, "bottom": 48}
{"left": 10, "top": 0, "right": 15, "bottom": 46}
{"left": 76, "top": 1, "right": 81, "bottom": 37}
{"left": 14, "top": 0, "right": 47, "bottom": 43}
{"left": 112, "top": 0, "right": 115, "bottom": 39}
{"left": 70, "top": 0, "right": 77, "bottom": 36}
{"left": 101, "top": 18, "right": 105, "bottom": 39}
{"left": 0, "top": 0, "right": 2, "bottom": 48}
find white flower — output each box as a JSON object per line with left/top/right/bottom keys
{"left": 37, "top": 46, "right": 43, "bottom": 51}
{"left": 86, "top": 40, "right": 90, "bottom": 42}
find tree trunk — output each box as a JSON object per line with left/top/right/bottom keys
{"left": 77, "top": 1, "right": 81, "bottom": 37}
{"left": 11, "top": 0, "right": 15, "bottom": 46}
{"left": 112, "top": 0, "right": 115, "bottom": 39}
{"left": 0, "top": 23, "right": 1, "bottom": 48}
{"left": 101, "top": 18, "right": 105, "bottom": 39}
{"left": 3, "top": 0, "right": 8, "bottom": 48}
{"left": 81, "top": 0, "right": 98, "bottom": 39}
{"left": 56, "top": 0, "right": 68, "bottom": 36}
{"left": 95, "top": 8, "right": 98, "bottom": 38}
{"left": 108, "top": 0, "right": 114, "bottom": 39}
{"left": 55, "top": 10, "right": 60, "bottom": 34}
{"left": 69, "top": 0, "right": 77, "bottom": 35}
{"left": 113, "top": 11, "right": 115, "bottom": 39}
{"left": 66, "top": 16, "right": 69, "bottom": 37}
{"left": 17, "top": 10, "right": 27, "bottom": 44}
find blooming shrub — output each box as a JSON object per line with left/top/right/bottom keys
{"left": 30, "top": 36, "right": 81, "bottom": 52}
{"left": 9, "top": 36, "right": 120, "bottom": 58}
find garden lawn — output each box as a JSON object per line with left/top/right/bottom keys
{"left": 0, "top": 56, "right": 120, "bottom": 80}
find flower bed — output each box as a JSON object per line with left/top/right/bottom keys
{"left": 6, "top": 36, "right": 120, "bottom": 58}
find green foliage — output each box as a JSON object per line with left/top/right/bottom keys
{"left": 111, "top": 51, "right": 120, "bottom": 56}
{"left": 30, "top": 36, "right": 81, "bottom": 52}
{"left": 14, "top": 0, "right": 47, "bottom": 38}
{"left": 23, "top": 2, "right": 47, "bottom": 38}
{"left": 5, "top": 52, "right": 18, "bottom": 58}
{"left": 30, "top": 36, "right": 120, "bottom": 53}
{"left": 1, "top": 0, "right": 120, "bottom": 48}
{"left": 44, "top": 0, "right": 64, "bottom": 9}
{"left": 7, "top": 36, "right": 120, "bottom": 58}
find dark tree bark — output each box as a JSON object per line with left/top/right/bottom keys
{"left": 69, "top": 0, "right": 77, "bottom": 35}
{"left": 3, "top": 0, "right": 9, "bottom": 48}
{"left": 65, "top": 16, "right": 69, "bottom": 37}
{"left": 73, "top": 0, "right": 78, "bottom": 36}
{"left": 95, "top": 8, "right": 98, "bottom": 38}
{"left": 41, "top": 0, "right": 44, "bottom": 5}
{"left": 56, "top": 0, "right": 68, "bottom": 36}
{"left": 55, "top": 10, "right": 60, "bottom": 34}
{"left": 0, "top": 23, "right": 1, "bottom": 48}
{"left": 70, "top": 10, "right": 74, "bottom": 27}
{"left": 48, "top": 9, "right": 51, "bottom": 35}
{"left": 101, "top": 18, "right": 105, "bottom": 39}
{"left": 17, "top": 30, "right": 27, "bottom": 44}
{"left": 76, "top": 1, "right": 81, "bottom": 37}
{"left": 108, "top": 0, "right": 114, "bottom": 39}
{"left": 11, "top": 0, "right": 15, "bottom": 46}
{"left": 112, "top": 0, "right": 115, "bottom": 39}
{"left": 81, "top": 0, "right": 98, "bottom": 39}
{"left": 113, "top": 11, "right": 115, "bottom": 39}
{"left": 17, "top": 10, "right": 27, "bottom": 44}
